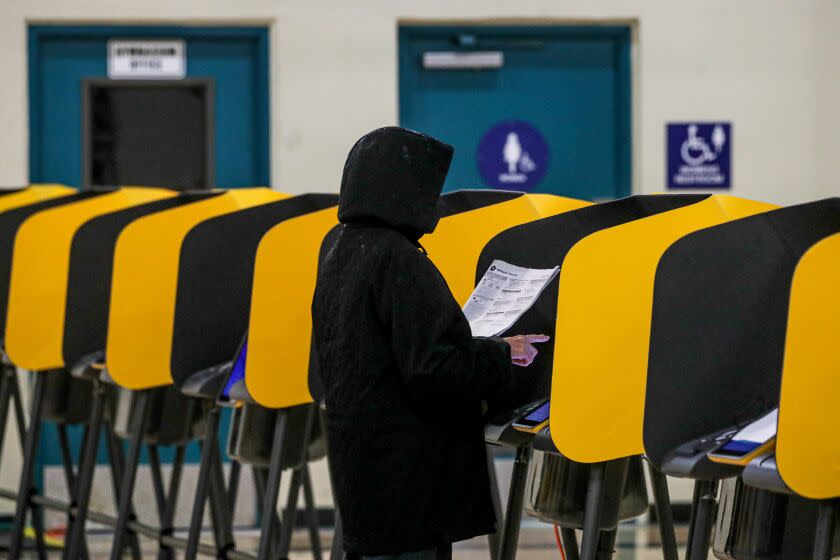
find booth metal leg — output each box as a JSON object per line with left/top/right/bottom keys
{"left": 330, "top": 508, "right": 344, "bottom": 560}
{"left": 148, "top": 444, "right": 167, "bottom": 517}
{"left": 257, "top": 410, "right": 289, "bottom": 560}
{"left": 561, "top": 528, "right": 580, "bottom": 560}
{"left": 278, "top": 467, "right": 305, "bottom": 559}
{"left": 9, "top": 373, "right": 47, "bottom": 560}
{"left": 207, "top": 430, "right": 235, "bottom": 555}
{"left": 105, "top": 425, "right": 142, "bottom": 560}
{"left": 579, "top": 462, "right": 607, "bottom": 560}
{"left": 303, "top": 463, "right": 324, "bottom": 560}
{"left": 685, "top": 479, "right": 718, "bottom": 560}
{"left": 278, "top": 407, "right": 315, "bottom": 560}
{"left": 64, "top": 380, "right": 107, "bottom": 560}
{"left": 0, "top": 367, "right": 13, "bottom": 473}
{"left": 159, "top": 444, "right": 186, "bottom": 560}
{"left": 57, "top": 423, "right": 89, "bottom": 560}
{"left": 647, "top": 462, "right": 679, "bottom": 560}
{"left": 254, "top": 466, "right": 283, "bottom": 558}
{"left": 228, "top": 458, "right": 242, "bottom": 510}
{"left": 109, "top": 390, "right": 151, "bottom": 560}
{"left": 486, "top": 445, "right": 503, "bottom": 560}
{"left": 498, "top": 445, "right": 533, "bottom": 560}
{"left": 185, "top": 404, "right": 222, "bottom": 560}
{"left": 596, "top": 529, "right": 618, "bottom": 560}
{"left": 813, "top": 500, "right": 837, "bottom": 560}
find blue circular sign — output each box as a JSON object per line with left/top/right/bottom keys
{"left": 477, "top": 120, "right": 549, "bottom": 191}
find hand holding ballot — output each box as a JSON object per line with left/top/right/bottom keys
{"left": 463, "top": 259, "right": 556, "bottom": 367}
{"left": 504, "top": 334, "right": 550, "bottom": 367}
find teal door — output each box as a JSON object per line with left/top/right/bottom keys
{"left": 29, "top": 25, "right": 270, "bottom": 187}
{"left": 399, "top": 26, "right": 631, "bottom": 200}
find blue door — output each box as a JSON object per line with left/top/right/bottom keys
{"left": 27, "top": 24, "right": 269, "bottom": 477}
{"left": 29, "top": 25, "right": 270, "bottom": 187}
{"left": 399, "top": 26, "right": 631, "bottom": 200}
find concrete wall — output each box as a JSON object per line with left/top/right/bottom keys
{"left": 0, "top": 0, "right": 836, "bottom": 204}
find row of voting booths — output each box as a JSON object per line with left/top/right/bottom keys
{"left": 0, "top": 185, "right": 836, "bottom": 560}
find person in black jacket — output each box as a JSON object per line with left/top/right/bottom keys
{"left": 311, "top": 127, "right": 548, "bottom": 560}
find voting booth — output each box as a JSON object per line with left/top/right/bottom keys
{"left": 473, "top": 194, "right": 776, "bottom": 560}
{"left": 641, "top": 198, "right": 840, "bottom": 560}
{"left": 232, "top": 190, "right": 586, "bottom": 560}
{"left": 171, "top": 193, "right": 338, "bottom": 560}
{"left": 0, "top": 187, "right": 177, "bottom": 559}
{"left": 715, "top": 223, "right": 840, "bottom": 560}
{"left": 103, "top": 188, "right": 345, "bottom": 559}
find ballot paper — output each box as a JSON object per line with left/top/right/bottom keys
{"left": 463, "top": 260, "right": 559, "bottom": 337}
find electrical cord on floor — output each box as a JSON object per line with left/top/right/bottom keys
{"left": 552, "top": 524, "right": 566, "bottom": 560}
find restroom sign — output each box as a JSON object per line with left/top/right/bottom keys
{"left": 108, "top": 40, "right": 186, "bottom": 79}
{"left": 667, "top": 122, "right": 731, "bottom": 189}
{"left": 477, "top": 120, "right": 549, "bottom": 191}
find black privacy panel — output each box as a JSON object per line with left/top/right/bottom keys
{"left": 476, "top": 194, "right": 710, "bottom": 412}
{"left": 170, "top": 193, "right": 340, "bottom": 388}
{"left": 62, "top": 193, "right": 221, "bottom": 367}
{"left": 644, "top": 198, "right": 840, "bottom": 468}
{"left": 0, "top": 191, "right": 107, "bottom": 340}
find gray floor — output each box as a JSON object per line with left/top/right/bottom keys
{"left": 10, "top": 523, "right": 714, "bottom": 559}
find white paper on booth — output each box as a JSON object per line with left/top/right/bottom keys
{"left": 463, "top": 259, "right": 559, "bottom": 338}
{"left": 731, "top": 408, "right": 778, "bottom": 445}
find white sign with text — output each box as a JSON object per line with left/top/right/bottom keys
{"left": 108, "top": 40, "right": 186, "bottom": 79}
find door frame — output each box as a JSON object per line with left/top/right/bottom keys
{"left": 81, "top": 77, "right": 216, "bottom": 189}
{"left": 398, "top": 24, "right": 633, "bottom": 198}
{"left": 28, "top": 24, "right": 271, "bottom": 186}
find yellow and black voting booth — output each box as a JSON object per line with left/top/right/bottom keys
{"left": 103, "top": 188, "right": 344, "bottom": 560}
{"left": 0, "top": 186, "right": 177, "bottom": 559}
{"left": 0, "top": 183, "right": 837, "bottom": 560}
{"left": 642, "top": 198, "right": 840, "bottom": 560}
{"left": 475, "top": 194, "right": 777, "bottom": 560}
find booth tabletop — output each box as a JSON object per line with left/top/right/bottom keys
{"left": 550, "top": 194, "right": 777, "bottom": 463}
{"left": 776, "top": 231, "right": 840, "bottom": 500}
{"left": 106, "top": 188, "right": 286, "bottom": 390}
{"left": 4, "top": 187, "right": 175, "bottom": 370}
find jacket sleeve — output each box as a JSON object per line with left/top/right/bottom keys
{"left": 378, "top": 246, "right": 515, "bottom": 403}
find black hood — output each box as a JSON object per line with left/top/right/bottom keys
{"left": 338, "top": 127, "right": 454, "bottom": 234}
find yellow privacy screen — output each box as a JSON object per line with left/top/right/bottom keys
{"left": 0, "top": 185, "right": 73, "bottom": 212}
{"left": 107, "top": 188, "right": 286, "bottom": 390}
{"left": 5, "top": 187, "right": 174, "bottom": 370}
{"left": 246, "top": 206, "right": 339, "bottom": 408}
{"left": 424, "top": 193, "right": 589, "bottom": 305}
{"left": 776, "top": 232, "right": 840, "bottom": 499}
{"left": 551, "top": 195, "right": 777, "bottom": 463}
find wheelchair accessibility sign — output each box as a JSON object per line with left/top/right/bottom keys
{"left": 667, "top": 122, "right": 731, "bottom": 189}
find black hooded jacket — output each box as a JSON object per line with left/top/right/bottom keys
{"left": 312, "top": 127, "right": 515, "bottom": 554}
